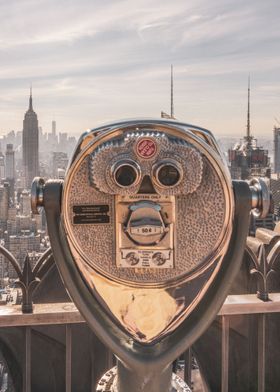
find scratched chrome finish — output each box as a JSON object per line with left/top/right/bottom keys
{"left": 61, "top": 119, "right": 234, "bottom": 343}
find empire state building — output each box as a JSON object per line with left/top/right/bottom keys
{"left": 22, "top": 89, "right": 39, "bottom": 188}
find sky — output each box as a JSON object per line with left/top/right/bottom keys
{"left": 0, "top": 0, "right": 280, "bottom": 137}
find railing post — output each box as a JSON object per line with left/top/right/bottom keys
{"left": 66, "top": 324, "right": 72, "bottom": 392}
{"left": 23, "top": 326, "right": 31, "bottom": 392}
{"left": 221, "top": 315, "right": 229, "bottom": 392}
{"left": 184, "top": 348, "right": 192, "bottom": 387}
{"left": 258, "top": 314, "right": 266, "bottom": 392}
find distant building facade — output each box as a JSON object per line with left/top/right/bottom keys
{"left": 0, "top": 184, "right": 9, "bottom": 236}
{"left": 5, "top": 144, "right": 15, "bottom": 180}
{"left": 0, "top": 153, "right": 5, "bottom": 180}
{"left": 52, "top": 152, "right": 68, "bottom": 178}
{"left": 274, "top": 127, "right": 280, "bottom": 176}
{"left": 20, "top": 190, "right": 30, "bottom": 216}
{"left": 228, "top": 137, "right": 271, "bottom": 180}
{"left": 22, "top": 90, "right": 39, "bottom": 188}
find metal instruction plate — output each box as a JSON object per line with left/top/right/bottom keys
{"left": 118, "top": 249, "right": 173, "bottom": 269}
{"left": 73, "top": 204, "right": 110, "bottom": 224}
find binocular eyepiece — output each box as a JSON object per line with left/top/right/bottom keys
{"left": 110, "top": 158, "right": 182, "bottom": 189}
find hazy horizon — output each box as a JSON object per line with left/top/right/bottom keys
{"left": 1, "top": 0, "right": 280, "bottom": 137}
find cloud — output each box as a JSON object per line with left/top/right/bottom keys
{"left": 0, "top": 0, "right": 280, "bottom": 136}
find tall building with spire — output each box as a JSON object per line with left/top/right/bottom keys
{"left": 22, "top": 88, "right": 39, "bottom": 188}
{"left": 228, "top": 78, "right": 270, "bottom": 180}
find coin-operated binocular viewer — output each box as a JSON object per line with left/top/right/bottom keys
{"left": 32, "top": 119, "right": 270, "bottom": 392}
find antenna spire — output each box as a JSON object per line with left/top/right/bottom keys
{"left": 171, "top": 65, "right": 174, "bottom": 119}
{"left": 246, "top": 76, "right": 250, "bottom": 139}
{"left": 29, "top": 84, "right": 33, "bottom": 111}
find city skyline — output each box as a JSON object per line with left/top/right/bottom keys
{"left": 1, "top": 0, "right": 280, "bottom": 137}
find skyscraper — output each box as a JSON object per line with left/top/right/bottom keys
{"left": 0, "top": 184, "right": 9, "bottom": 234}
{"left": 52, "top": 120, "right": 56, "bottom": 136}
{"left": 5, "top": 144, "right": 15, "bottom": 180}
{"left": 22, "top": 88, "right": 39, "bottom": 188}
{"left": 0, "top": 152, "right": 5, "bottom": 180}
{"left": 228, "top": 78, "right": 270, "bottom": 180}
{"left": 52, "top": 151, "right": 68, "bottom": 178}
{"left": 274, "top": 127, "right": 280, "bottom": 176}
{"left": 20, "top": 189, "right": 31, "bottom": 216}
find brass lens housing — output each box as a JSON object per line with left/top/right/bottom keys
{"left": 152, "top": 160, "right": 183, "bottom": 188}
{"left": 111, "top": 160, "right": 141, "bottom": 188}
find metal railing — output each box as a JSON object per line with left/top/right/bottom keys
{"left": 0, "top": 245, "right": 54, "bottom": 314}
{"left": 181, "top": 294, "right": 280, "bottom": 392}
{"left": 0, "top": 294, "right": 278, "bottom": 391}
{"left": 0, "top": 302, "right": 84, "bottom": 392}
{"left": 218, "top": 293, "right": 280, "bottom": 392}
{"left": 0, "top": 224, "right": 279, "bottom": 392}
